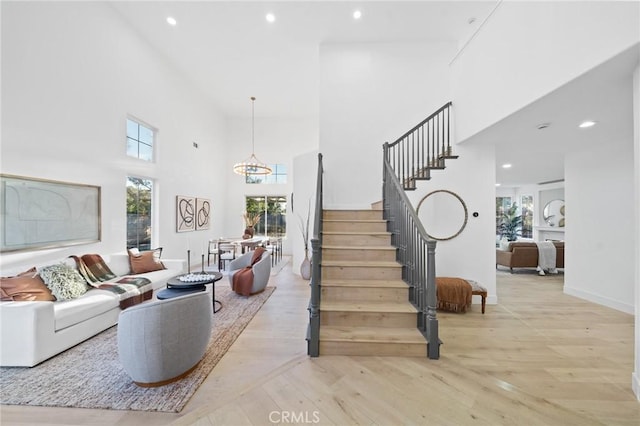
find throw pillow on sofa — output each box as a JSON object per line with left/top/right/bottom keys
{"left": 128, "top": 248, "right": 165, "bottom": 274}
{"left": 0, "top": 267, "right": 56, "bottom": 302}
{"left": 38, "top": 263, "right": 89, "bottom": 301}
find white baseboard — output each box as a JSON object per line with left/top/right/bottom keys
{"left": 633, "top": 372, "right": 640, "bottom": 401}
{"left": 563, "top": 286, "right": 634, "bottom": 314}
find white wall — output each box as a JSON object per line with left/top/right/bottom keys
{"left": 452, "top": 1, "right": 640, "bottom": 143}
{"left": 632, "top": 64, "right": 640, "bottom": 401}
{"left": 319, "top": 41, "right": 455, "bottom": 209}
{"left": 564, "top": 133, "right": 635, "bottom": 314}
{"left": 407, "top": 142, "right": 497, "bottom": 305}
{"left": 222, "top": 116, "right": 318, "bottom": 256}
{"left": 0, "top": 2, "right": 226, "bottom": 270}
{"left": 292, "top": 150, "right": 321, "bottom": 276}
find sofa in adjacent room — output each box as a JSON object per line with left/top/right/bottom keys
{"left": 0, "top": 251, "right": 185, "bottom": 367}
{"left": 496, "top": 241, "right": 564, "bottom": 273}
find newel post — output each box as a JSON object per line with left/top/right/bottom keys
{"left": 426, "top": 239, "right": 440, "bottom": 359}
{"left": 308, "top": 238, "right": 321, "bottom": 357}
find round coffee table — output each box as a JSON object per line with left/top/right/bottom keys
{"left": 159, "top": 271, "right": 223, "bottom": 313}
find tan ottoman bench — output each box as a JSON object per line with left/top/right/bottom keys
{"left": 466, "top": 279, "right": 487, "bottom": 314}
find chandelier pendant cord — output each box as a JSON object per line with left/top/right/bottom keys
{"left": 251, "top": 96, "right": 255, "bottom": 155}
{"left": 232, "top": 96, "right": 272, "bottom": 176}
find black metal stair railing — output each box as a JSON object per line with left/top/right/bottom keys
{"left": 307, "top": 153, "right": 323, "bottom": 357}
{"left": 381, "top": 102, "right": 456, "bottom": 359}
{"left": 382, "top": 155, "right": 440, "bottom": 359}
{"left": 385, "top": 102, "right": 454, "bottom": 190}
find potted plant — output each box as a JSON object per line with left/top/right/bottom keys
{"left": 499, "top": 203, "right": 522, "bottom": 242}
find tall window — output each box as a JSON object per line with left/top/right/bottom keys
{"left": 520, "top": 195, "right": 534, "bottom": 238}
{"left": 127, "top": 177, "right": 153, "bottom": 250}
{"left": 126, "top": 118, "right": 155, "bottom": 162}
{"left": 245, "top": 195, "right": 287, "bottom": 237}
{"left": 495, "top": 197, "right": 512, "bottom": 235}
{"left": 246, "top": 164, "right": 287, "bottom": 184}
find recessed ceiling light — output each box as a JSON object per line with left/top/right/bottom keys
{"left": 166, "top": 16, "right": 177, "bottom": 26}
{"left": 579, "top": 120, "right": 596, "bottom": 128}
{"left": 265, "top": 13, "right": 276, "bottom": 23}
{"left": 495, "top": 183, "right": 501, "bottom": 187}
{"left": 536, "top": 122, "right": 551, "bottom": 130}
{"left": 353, "top": 10, "right": 362, "bottom": 20}
{"left": 502, "top": 164, "right": 512, "bottom": 169}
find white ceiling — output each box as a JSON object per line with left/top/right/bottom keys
{"left": 110, "top": 1, "right": 497, "bottom": 118}
{"left": 109, "top": 1, "right": 638, "bottom": 187}
{"left": 477, "top": 44, "right": 638, "bottom": 187}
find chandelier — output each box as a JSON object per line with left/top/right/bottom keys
{"left": 233, "top": 97, "right": 272, "bottom": 176}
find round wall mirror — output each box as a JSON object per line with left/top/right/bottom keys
{"left": 416, "top": 190, "right": 468, "bottom": 241}
{"left": 543, "top": 199, "right": 565, "bottom": 227}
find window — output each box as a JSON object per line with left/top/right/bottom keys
{"left": 127, "top": 177, "right": 153, "bottom": 250}
{"left": 245, "top": 195, "right": 287, "bottom": 237}
{"left": 520, "top": 195, "right": 533, "bottom": 238}
{"left": 126, "top": 118, "right": 155, "bottom": 162}
{"left": 495, "top": 197, "right": 512, "bottom": 235}
{"left": 245, "top": 164, "right": 287, "bottom": 184}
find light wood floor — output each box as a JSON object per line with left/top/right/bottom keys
{"left": 1, "top": 265, "right": 638, "bottom": 425}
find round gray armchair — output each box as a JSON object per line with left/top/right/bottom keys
{"left": 228, "top": 248, "right": 271, "bottom": 296}
{"left": 117, "top": 290, "right": 213, "bottom": 387}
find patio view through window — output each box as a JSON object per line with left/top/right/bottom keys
{"left": 245, "top": 195, "right": 287, "bottom": 237}
{"left": 127, "top": 177, "right": 153, "bottom": 250}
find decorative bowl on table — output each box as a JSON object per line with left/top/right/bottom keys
{"left": 179, "top": 273, "right": 216, "bottom": 282}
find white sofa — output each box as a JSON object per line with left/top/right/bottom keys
{"left": 0, "top": 253, "right": 185, "bottom": 367}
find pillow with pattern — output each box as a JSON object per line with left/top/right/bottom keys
{"left": 38, "top": 263, "right": 89, "bottom": 301}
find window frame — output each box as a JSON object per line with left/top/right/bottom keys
{"left": 245, "top": 195, "right": 287, "bottom": 237}
{"left": 126, "top": 116, "right": 157, "bottom": 162}
{"left": 126, "top": 176, "right": 154, "bottom": 251}
{"left": 245, "top": 164, "right": 287, "bottom": 184}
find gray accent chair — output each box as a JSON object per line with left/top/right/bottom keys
{"left": 227, "top": 250, "right": 271, "bottom": 295}
{"left": 117, "top": 290, "right": 212, "bottom": 387}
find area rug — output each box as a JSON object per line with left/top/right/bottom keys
{"left": 0, "top": 285, "right": 275, "bottom": 412}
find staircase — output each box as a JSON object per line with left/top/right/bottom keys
{"left": 307, "top": 102, "right": 455, "bottom": 359}
{"left": 318, "top": 208, "right": 427, "bottom": 356}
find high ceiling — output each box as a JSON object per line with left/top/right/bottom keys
{"left": 110, "top": 1, "right": 497, "bottom": 118}
{"left": 109, "top": 1, "right": 638, "bottom": 187}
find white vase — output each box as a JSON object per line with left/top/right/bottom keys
{"left": 300, "top": 249, "right": 311, "bottom": 280}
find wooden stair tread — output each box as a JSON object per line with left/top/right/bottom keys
{"left": 320, "top": 326, "right": 425, "bottom": 343}
{"left": 322, "top": 279, "right": 407, "bottom": 288}
{"left": 322, "top": 260, "right": 401, "bottom": 268}
{"left": 324, "top": 209, "right": 379, "bottom": 213}
{"left": 321, "top": 301, "right": 417, "bottom": 313}
{"left": 322, "top": 245, "right": 395, "bottom": 251}
{"left": 323, "top": 219, "right": 385, "bottom": 223}
{"left": 322, "top": 231, "right": 390, "bottom": 236}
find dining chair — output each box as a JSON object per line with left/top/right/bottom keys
{"left": 241, "top": 241, "right": 258, "bottom": 254}
{"left": 217, "top": 243, "right": 236, "bottom": 271}
{"left": 207, "top": 240, "right": 219, "bottom": 267}
{"left": 268, "top": 238, "right": 282, "bottom": 267}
